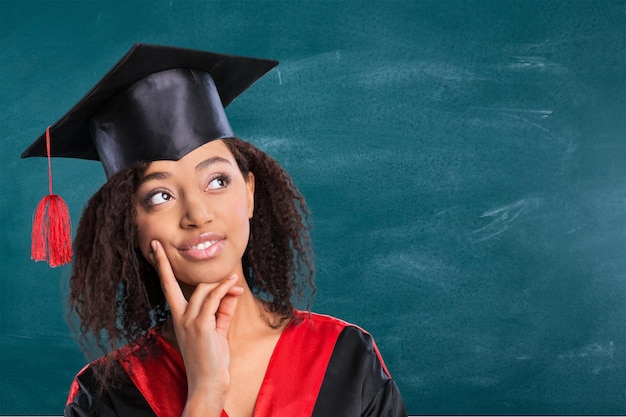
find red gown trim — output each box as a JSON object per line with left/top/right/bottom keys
{"left": 253, "top": 312, "right": 346, "bottom": 417}
{"left": 115, "top": 311, "right": 348, "bottom": 417}
{"left": 116, "top": 332, "right": 195, "bottom": 417}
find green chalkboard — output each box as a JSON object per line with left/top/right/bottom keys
{"left": 1, "top": 1, "right": 625, "bottom": 415}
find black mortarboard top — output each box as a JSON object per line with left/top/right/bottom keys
{"left": 21, "top": 43, "right": 278, "bottom": 178}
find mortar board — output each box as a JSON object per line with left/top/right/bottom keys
{"left": 21, "top": 43, "right": 279, "bottom": 178}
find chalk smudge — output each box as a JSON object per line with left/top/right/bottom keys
{"left": 470, "top": 197, "right": 543, "bottom": 242}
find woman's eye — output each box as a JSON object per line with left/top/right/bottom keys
{"left": 146, "top": 191, "right": 173, "bottom": 206}
{"left": 207, "top": 176, "right": 229, "bottom": 190}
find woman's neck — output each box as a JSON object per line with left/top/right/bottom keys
{"left": 227, "top": 281, "right": 289, "bottom": 345}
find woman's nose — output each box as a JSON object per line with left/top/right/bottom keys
{"left": 180, "top": 192, "right": 214, "bottom": 228}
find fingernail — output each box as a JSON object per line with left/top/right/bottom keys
{"left": 229, "top": 275, "right": 238, "bottom": 281}
{"left": 151, "top": 240, "right": 158, "bottom": 253}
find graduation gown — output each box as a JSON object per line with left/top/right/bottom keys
{"left": 65, "top": 312, "right": 407, "bottom": 417}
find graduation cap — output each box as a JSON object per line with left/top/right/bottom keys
{"left": 21, "top": 43, "right": 279, "bottom": 266}
{"left": 22, "top": 43, "right": 278, "bottom": 177}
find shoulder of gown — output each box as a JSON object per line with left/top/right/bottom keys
{"left": 64, "top": 360, "right": 157, "bottom": 417}
{"left": 310, "top": 320, "right": 408, "bottom": 417}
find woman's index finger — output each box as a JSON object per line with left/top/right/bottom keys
{"left": 151, "top": 240, "right": 187, "bottom": 317}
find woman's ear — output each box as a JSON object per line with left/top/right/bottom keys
{"left": 247, "top": 172, "right": 255, "bottom": 219}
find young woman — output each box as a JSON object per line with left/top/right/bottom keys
{"left": 22, "top": 43, "right": 406, "bottom": 417}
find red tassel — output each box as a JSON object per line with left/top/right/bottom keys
{"left": 32, "top": 194, "right": 72, "bottom": 267}
{"left": 31, "top": 127, "right": 73, "bottom": 267}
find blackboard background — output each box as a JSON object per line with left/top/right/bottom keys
{"left": 1, "top": 1, "right": 625, "bottom": 415}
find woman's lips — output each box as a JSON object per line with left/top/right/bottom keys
{"left": 180, "top": 233, "right": 226, "bottom": 260}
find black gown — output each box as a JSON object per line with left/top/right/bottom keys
{"left": 65, "top": 312, "right": 407, "bottom": 417}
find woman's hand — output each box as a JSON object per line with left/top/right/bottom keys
{"left": 150, "top": 240, "right": 244, "bottom": 417}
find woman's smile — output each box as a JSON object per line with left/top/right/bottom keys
{"left": 180, "top": 233, "right": 227, "bottom": 261}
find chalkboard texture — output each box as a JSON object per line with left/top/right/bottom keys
{"left": 1, "top": 1, "right": 625, "bottom": 415}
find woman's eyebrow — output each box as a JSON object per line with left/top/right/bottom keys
{"left": 139, "top": 171, "right": 171, "bottom": 186}
{"left": 195, "top": 156, "right": 233, "bottom": 172}
{"left": 139, "top": 156, "right": 233, "bottom": 185}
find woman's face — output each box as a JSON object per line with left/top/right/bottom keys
{"left": 134, "top": 140, "right": 254, "bottom": 288}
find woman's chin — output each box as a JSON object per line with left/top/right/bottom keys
{"left": 174, "top": 268, "right": 238, "bottom": 287}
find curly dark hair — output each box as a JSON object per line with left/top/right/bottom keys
{"left": 69, "top": 137, "right": 315, "bottom": 389}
